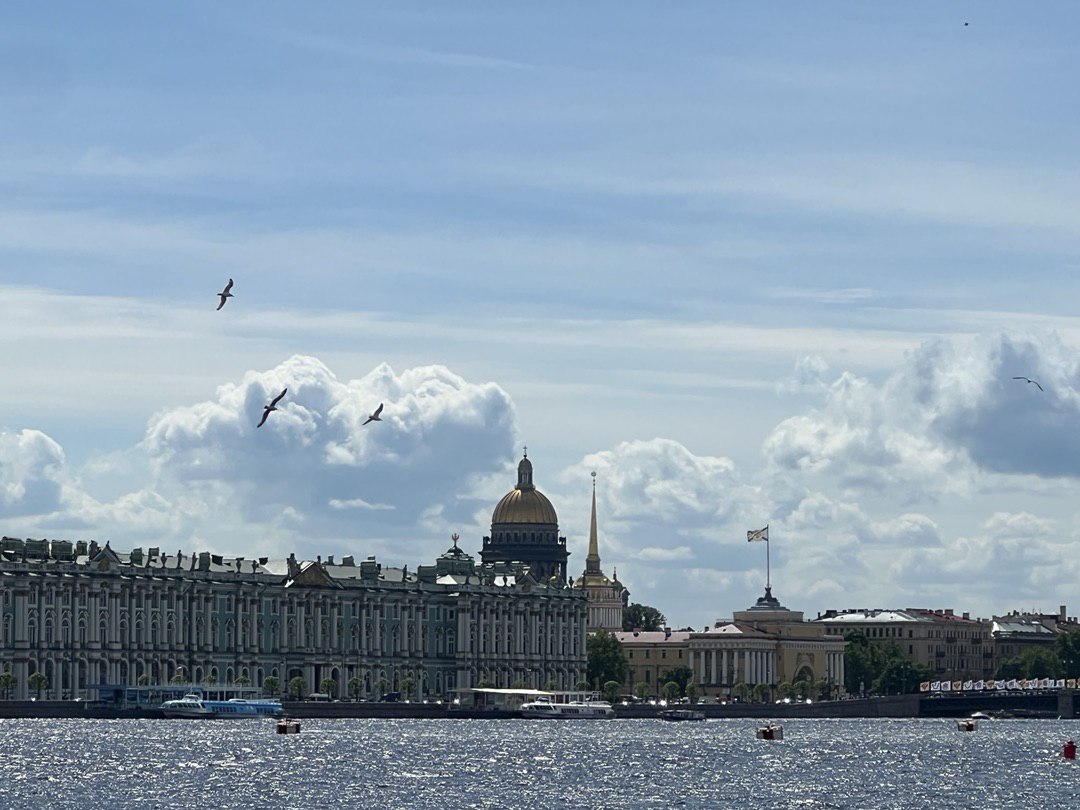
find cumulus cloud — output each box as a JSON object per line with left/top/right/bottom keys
{"left": 0, "top": 429, "right": 66, "bottom": 516}
{"left": 141, "top": 355, "right": 517, "bottom": 550}
{"left": 0, "top": 356, "right": 518, "bottom": 561}
{"left": 762, "top": 332, "right": 1080, "bottom": 507}
{"left": 776, "top": 354, "right": 830, "bottom": 395}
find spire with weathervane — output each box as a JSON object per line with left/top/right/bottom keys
{"left": 576, "top": 471, "right": 629, "bottom": 632}
{"left": 584, "top": 471, "right": 602, "bottom": 577}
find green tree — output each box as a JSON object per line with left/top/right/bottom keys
{"left": 1057, "top": 630, "right": 1080, "bottom": 678}
{"left": 753, "top": 683, "right": 771, "bottom": 703}
{"left": 586, "top": 629, "right": 629, "bottom": 687}
{"left": 686, "top": 679, "right": 701, "bottom": 703}
{"left": 28, "top": 671, "right": 48, "bottom": 699}
{"left": 137, "top": 674, "right": 151, "bottom": 686}
{"left": 376, "top": 676, "right": 392, "bottom": 696}
{"left": 843, "top": 632, "right": 914, "bottom": 696}
{"left": 205, "top": 672, "right": 218, "bottom": 685}
{"left": 400, "top": 676, "right": 415, "bottom": 700}
{"left": 0, "top": 670, "right": 16, "bottom": 700}
{"left": 813, "top": 678, "right": 830, "bottom": 700}
{"left": 622, "top": 603, "right": 666, "bottom": 632}
{"left": 319, "top": 677, "right": 338, "bottom": 698}
{"left": 997, "top": 646, "right": 1062, "bottom": 680}
{"left": 633, "top": 681, "right": 649, "bottom": 700}
{"left": 660, "top": 666, "right": 693, "bottom": 696}
{"left": 348, "top": 677, "right": 364, "bottom": 701}
{"left": 510, "top": 679, "right": 527, "bottom": 689}
{"left": 732, "top": 682, "right": 749, "bottom": 702}
{"left": 875, "top": 658, "right": 934, "bottom": 695}
{"left": 288, "top": 676, "right": 307, "bottom": 699}
{"left": 575, "top": 680, "right": 591, "bottom": 692}
{"left": 262, "top": 676, "right": 280, "bottom": 697}
{"left": 777, "top": 681, "right": 793, "bottom": 700}
{"left": 602, "top": 680, "right": 620, "bottom": 703}
{"left": 170, "top": 672, "right": 187, "bottom": 684}
{"left": 235, "top": 675, "right": 251, "bottom": 687}
{"left": 661, "top": 681, "right": 680, "bottom": 702}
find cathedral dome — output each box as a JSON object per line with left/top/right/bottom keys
{"left": 491, "top": 455, "right": 558, "bottom": 526}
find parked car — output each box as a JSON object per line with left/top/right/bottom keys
{"left": 379, "top": 691, "right": 402, "bottom": 702}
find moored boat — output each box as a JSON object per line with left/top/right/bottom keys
{"left": 520, "top": 696, "right": 614, "bottom": 719}
{"left": 660, "top": 709, "right": 705, "bottom": 722}
{"left": 160, "top": 693, "right": 282, "bottom": 719}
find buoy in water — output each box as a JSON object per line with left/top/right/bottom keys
{"left": 1064, "top": 740, "right": 1076, "bottom": 760}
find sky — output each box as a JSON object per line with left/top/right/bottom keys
{"left": 3, "top": 2, "right": 1080, "bottom": 629}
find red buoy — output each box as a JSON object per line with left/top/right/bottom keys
{"left": 1064, "top": 740, "right": 1076, "bottom": 760}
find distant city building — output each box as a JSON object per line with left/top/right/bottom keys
{"left": 481, "top": 452, "right": 569, "bottom": 583}
{"left": 991, "top": 606, "right": 1078, "bottom": 663}
{"left": 0, "top": 526, "right": 588, "bottom": 700}
{"left": 617, "top": 587, "right": 845, "bottom": 700}
{"left": 811, "top": 607, "right": 996, "bottom": 681}
{"left": 571, "top": 473, "right": 628, "bottom": 633}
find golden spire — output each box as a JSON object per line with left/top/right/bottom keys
{"left": 585, "top": 471, "right": 601, "bottom": 576}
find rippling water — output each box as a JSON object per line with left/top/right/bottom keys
{"left": 2, "top": 717, "right": 1078, "bottom": 808}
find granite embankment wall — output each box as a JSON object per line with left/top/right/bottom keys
{"left": 0, "top": 692, "right": 1073, "bottom": 720}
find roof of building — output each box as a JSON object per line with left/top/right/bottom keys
{"left": 812, "top": 609, "right": 925, "bottom": 624}
{"left": 614, "top": 630, "right": 692, "bottom": 644}
{"left": 491, "top": 455, "right": 558, "bottom": 526}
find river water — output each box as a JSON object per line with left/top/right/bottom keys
{"left": 1, "top": 717, "right": 1076, "bottom": 808}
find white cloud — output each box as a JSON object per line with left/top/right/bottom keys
{"left": 0, "top": 429, "right": 65, "bottom": 517}
{"left": 141, "top": 355, "right": 516, "bottom": 546}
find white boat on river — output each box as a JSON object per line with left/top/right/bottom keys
{"left": 160, "top": 694, "right": 283, "bottom": 719}
{"left": 520, "top": 696, "right": 614, "bottom": 719}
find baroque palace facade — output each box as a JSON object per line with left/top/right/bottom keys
{"left": 0, "top": 455, "right": 588, "bottom": 701}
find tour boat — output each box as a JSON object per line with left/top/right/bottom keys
{"left": 520, "top": 696, "right": 614, "bottom": 719}
{"left": 160, "top": 694, "right": 283, "bottom": 719}
{"left": 956, "top": 718, "right": 978, "bottom": 732}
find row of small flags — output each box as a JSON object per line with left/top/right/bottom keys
{"left": 920, "top": 678, "right": 1071, "bottom": 692}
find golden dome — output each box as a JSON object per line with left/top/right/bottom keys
{"left": 491, "top": 454, "right": 558, "bottom": 526}
{"left": 492, "top": 487, "right": 558, "bottom": 525}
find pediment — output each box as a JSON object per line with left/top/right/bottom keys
{"left": 286, "top": 561, "right": 342, "bottom": 589}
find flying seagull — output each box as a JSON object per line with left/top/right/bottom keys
{"left": 257, "top": 388, "right": 288, "bottom": 427}
{"left": 1012, "top": 376, "right": 1044, "bottom": 391}
{"left": 216, "top": 278, "right": 234, "bottom": 310}
{"left": 363, "top": 403, "right": 384, "bottom": 425}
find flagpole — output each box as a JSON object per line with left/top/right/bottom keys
{"left": 766, "top": 535, "right": 770, "bottom": 591}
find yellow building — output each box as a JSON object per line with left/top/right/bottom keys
{"left": 617, "top": 588, "right": 846, "bottom": 700}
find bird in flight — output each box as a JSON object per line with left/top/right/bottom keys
{"left": 1012, "top": 376, "right": 1044, "bottom": 391}
{"left": 257, "top": 388, "right": 288, "bottom": 427}
{"left": 363, "top": 403, "right": 384, "bottom": 425}
{"left": 216, "top": 278, "right": 234, "bottom": 311}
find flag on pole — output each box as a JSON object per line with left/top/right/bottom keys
{"left": 747, "top": 525, "right": 769, "bottom": 542}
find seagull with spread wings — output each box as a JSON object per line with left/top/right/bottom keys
{"left": 257, "top": 388, "right": 288, "bottom": 427}
{"left": 216, "top": 278, "right": 234, "bottom": 310}
{"left": 1012, "top": 376, "right": 1044, "bottom": 391}
{"left": 363, "top": 403, "right": 384, "bottom": 425}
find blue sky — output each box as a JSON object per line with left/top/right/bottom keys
{"left": 4, "top": 3, "right": 1080, "bottom": 628}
